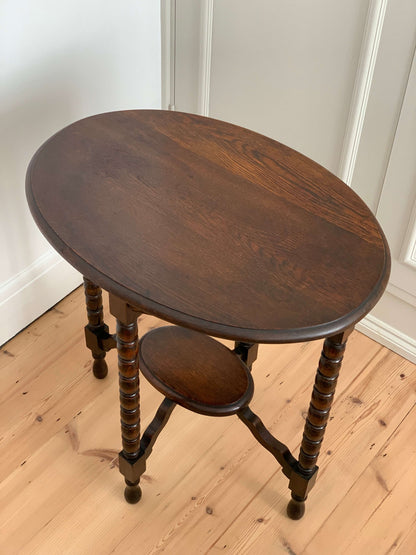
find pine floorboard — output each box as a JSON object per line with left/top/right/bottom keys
{"left": 0, "top": 287, "right": 415, "bottom": 554}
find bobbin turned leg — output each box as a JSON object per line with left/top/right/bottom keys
{"left": 109, "top": 294, "right": 145, "bottom": 503}
{"left": 117, "top": 315, "right": 143, "bottom": 503}
{"left": 287, "top": 328, "right": 353, "bottom": 520}
{"left": 83, "top": 278, "right": 116, "bottom": 379}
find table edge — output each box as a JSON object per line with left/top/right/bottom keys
{"left": 26, "top": 171, "right": 390, "bottom": 343}
{"left": 25, "top": 113, "right": 391, "bottom": 344}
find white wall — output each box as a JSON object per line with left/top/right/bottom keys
{"left": 351, "top": 0, "right": 416, "bottom": 211}
{"left": 208, "top": 0, "right": 368, "bottom": 174}
{"left": 0, "top": 0, "right": 161, "bottom": 345}
{"left": 171, "top": 0, "right": 368, "bottom": 174}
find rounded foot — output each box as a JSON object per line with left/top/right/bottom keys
{"left": 287, "top": 495, "right": 306, "bottom": 520}
{"left": 93, "top": 357, "right": 108, "bottom": 379}
{"left": 124, "top": 481, "right": 142, "bottom": 504}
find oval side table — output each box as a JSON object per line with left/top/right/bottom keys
{"left": 26, "top": 110, "right": 390, "bottom": 520}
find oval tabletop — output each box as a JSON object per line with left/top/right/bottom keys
{"left": 26, "top": 110, "right": 390, "bottom": 343}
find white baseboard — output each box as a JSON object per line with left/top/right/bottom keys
{"left": 0, "top": 249, "right": 82, "bottom": 346}
{"left": 357, "top": 314, "right": 416, "bottom": 364}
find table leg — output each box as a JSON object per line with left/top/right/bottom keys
{"left": 108, "top": 294, "right": 148, "bottom": 503}
{"left": 287, "top": 328, "right": 352, "bottom": 519}
{"left": 83, "top": 278, "right": 116, "bottom": 379}
{"left": 116, "top": 314, "right": 145, "bottom": 503}
{"left": 234, "top": 342, "right": 259, "bottom": 371}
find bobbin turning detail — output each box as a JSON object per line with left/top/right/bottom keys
{"left": 83, "top": 277, "right": 116, "bottom": 379}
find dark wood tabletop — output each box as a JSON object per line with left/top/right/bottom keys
{"left": 26, "top": 110, "right": 390, "bottom": 343}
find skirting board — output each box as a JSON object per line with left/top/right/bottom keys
{"left": 0, "top": 249, "right": 82, "bottom": 347}
{"left": 357, "top": 314, "right": 416, "bottom": 364}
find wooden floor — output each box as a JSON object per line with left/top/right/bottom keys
{"left": 0, "top": 287, "right": 415, "bottom": 554}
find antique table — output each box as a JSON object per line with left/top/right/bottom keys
{"left": 26, "top": 110, "right": 390, "bottom": 519}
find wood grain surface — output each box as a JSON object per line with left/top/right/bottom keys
{"left": 26, "top": 110, "right": 390, "bottom": 342}
{"left": 139, "top": 326, "right": 254, "bottom": 416}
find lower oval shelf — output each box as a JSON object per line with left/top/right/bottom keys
{"left": 139, "top": 326, "right": 254, "bottom": 416}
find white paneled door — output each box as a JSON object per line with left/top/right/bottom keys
{"left": 358, "top": 43, "right": 416, "bottom": 361}
{"left": 163, "top": 0, "right": 416, "bottom": 361}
